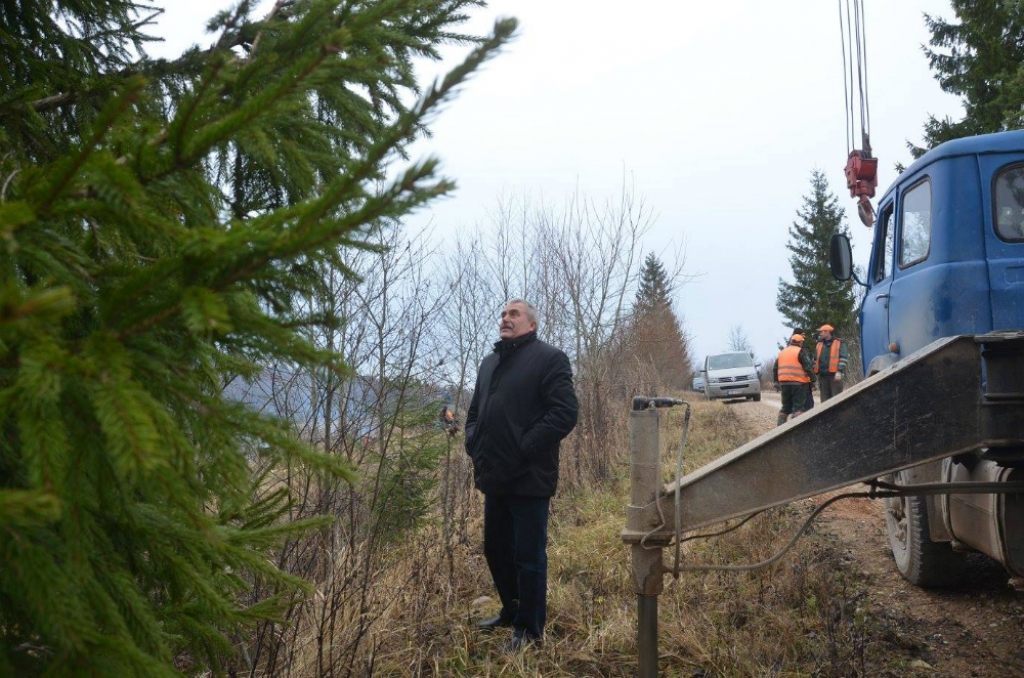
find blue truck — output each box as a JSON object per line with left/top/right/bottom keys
{"left": 829, "top": 130, "right": 1024, "bottom": 586}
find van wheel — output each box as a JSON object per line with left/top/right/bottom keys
{"left": 753, "top": 394, "right": 761, "bottom": 402}
{"left": 883, "top": 470, "right": 966, "bottom": 587}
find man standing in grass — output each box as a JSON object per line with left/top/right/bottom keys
{"left": 465, "top": 299, "right": 578, "bottom": 652}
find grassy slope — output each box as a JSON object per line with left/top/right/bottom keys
{"left": 344, "top": 398, "right": 918, "bottom": 677}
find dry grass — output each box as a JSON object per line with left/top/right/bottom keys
{"left": 271, "top": 396, "right": 913, "bottom": 677}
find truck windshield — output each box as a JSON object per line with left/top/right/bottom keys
{"left": 708, "top": 354, "right": 753, "bottom": 370}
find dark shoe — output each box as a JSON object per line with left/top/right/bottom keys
{"left": 474, "top": 615, "right": 513, "bottom": 631}
{"left": 502, "top": 630, "right": 541, "bottom": 653}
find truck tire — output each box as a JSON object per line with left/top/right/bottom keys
{"left": 752, "top": 394, "right": 761, "bottom": 402}
{"left": 883, "top": 471, "right": 967, "bottom": 587}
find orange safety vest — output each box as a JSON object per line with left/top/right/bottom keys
{"left": 777, "top": 345, "right": 810, "bottom": 383}
{"left": 814, "top": 340, "right": 842, "bottom": 374}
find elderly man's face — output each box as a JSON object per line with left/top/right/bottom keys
{"left": 499, "top": 302, "right": 536, "bottom": 340}
{"left": 820, "top": 330, "right": 833, "bottom": 341}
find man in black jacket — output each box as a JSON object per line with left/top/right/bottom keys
{"left": 465, "top": 299, "right": 578, "bottom": 651}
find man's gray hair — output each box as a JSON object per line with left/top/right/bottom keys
{"left": 507, "top": 298, "right": 539, "bottom": 329}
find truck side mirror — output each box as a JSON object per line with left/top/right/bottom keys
{"left": 829, "top": 233, "right": 853, "bottom": 281}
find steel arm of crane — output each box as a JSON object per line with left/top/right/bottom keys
{"left": 658, "top": 335, "right": 987, "bottom": 534}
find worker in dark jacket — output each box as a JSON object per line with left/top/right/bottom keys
{"left": 465, "top": 299, "right": 578, "bottom": 652}
{"left": 814, "top": 324, "right": 850, "bottom": 402}
{"left": 802, "top": 341, "right": 816, "bottom": 411}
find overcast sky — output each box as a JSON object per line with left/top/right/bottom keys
{"left": 153, "top": 1, "right": 965, "bottom": 365}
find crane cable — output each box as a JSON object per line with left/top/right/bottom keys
{"left": 838, "top": 0, "right": 851, "bottom": 155}
{"left": 838, "top": 0, "right": 878, "bottom": 226}
{"left": 839, "top": 0, "right": 871, "bottom": 153}
{"left": 665, "top": 479, "right": 1024, "bottom": 575}
{"left": 856, "top": 0, "right": 871, "bottom": 150}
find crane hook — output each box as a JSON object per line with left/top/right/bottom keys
{"left": 845, "top": 147, "right": 878, "bottom": 227}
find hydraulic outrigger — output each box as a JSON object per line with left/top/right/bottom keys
{"left": 623, "top": 331, "right": 1024, "bottom": 677}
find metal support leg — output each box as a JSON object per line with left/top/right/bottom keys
{"left": 638, "top": 594, "right": 659, "bottom": 678}
{"left": 623, "top": 403, "right": 671, "bottom": 677}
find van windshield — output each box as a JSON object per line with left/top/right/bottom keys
{"left": 708, "top": 353, "right": 753, "bottom": 370}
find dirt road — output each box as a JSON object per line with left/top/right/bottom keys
{"left": 725, "top": 396, "right": 1024, "bottom": 677}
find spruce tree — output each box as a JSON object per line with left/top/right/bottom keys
{"left": 630, "top": 254, "right": 691, "bottom": 389}
{"left": 912, "top": 1, "right": 1024, "bottom": 156}
{"left": 776, "top": 171, "right": 858, "bottom": 338}
{"left": 0, "top": 1, "right": 514, "bottom": 674}
{"left": 635, "top": 253, "right": 672, "bottom": 314}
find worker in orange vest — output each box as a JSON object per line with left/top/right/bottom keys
{"left": 814, "top": 324, "right": 850, "bottom": 402}
{"left": 773, "top": 334, "right": 816, "bottom": 426}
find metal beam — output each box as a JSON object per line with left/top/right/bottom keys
{"left": 660, "top": 335, "right": 984, "bottom": 533}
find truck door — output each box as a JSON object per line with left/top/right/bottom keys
{"left": 981, "top": 158, "right": 1024, "bottom": 331}
{"left": 861, "top": 200, "right": 895, "bottom": 371}
{"left": 887, "top": 177, "right": 942, "bottom": 356}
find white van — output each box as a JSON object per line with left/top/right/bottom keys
{"left": 702, "top": 351, "right": 761, "bottom": 401}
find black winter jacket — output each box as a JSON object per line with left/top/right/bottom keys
{"left": 464, "top": 332, "right": 578, "bottom": 497}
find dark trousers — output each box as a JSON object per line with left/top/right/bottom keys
{"left": 483, "top": 494, "right": 550, "bottom": 639}
{"left": 780, "top": 383, "right": 809, "bottom": 414}
{"left": 819, "top": 374, "right": 844, "bottom": 402}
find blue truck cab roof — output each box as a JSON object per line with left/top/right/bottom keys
{"left": 879, "top": 129, "right": 1024, "bottom": 205}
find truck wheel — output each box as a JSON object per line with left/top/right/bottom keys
{"left": 753, "top": 394, "right": 761, "bottom": 402}
{"left": 883, "top": 471, "right": 966, "bottom": 587}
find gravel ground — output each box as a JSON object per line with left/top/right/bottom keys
{"left": 716, "top": 393, "right": 779, "bottom": 434}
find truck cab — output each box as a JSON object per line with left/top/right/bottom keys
{"left": 859, "top": 130, "right": 1024, "bottom": 374}
{"left": 834, "top": 129, "right": 1024, "bottom": 586}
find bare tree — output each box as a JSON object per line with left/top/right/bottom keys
{"left": 467, "top": 181, "right": 678, "bottom": 487}
{"left": 244, "top": 221, "right": 453, "bottom": 677}
{"left": 434, "top": 229, "right": 498, "bottom": 578}
{"left": 726, "top": 325, "right": 753, "bottom": 353}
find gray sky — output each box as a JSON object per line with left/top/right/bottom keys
{"left": 153, "top": 1, "right": 965, "bottom": 364}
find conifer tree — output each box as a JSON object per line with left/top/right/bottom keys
{"left": 0, "top": 1, "right": 514, "bottom": 674}
{"left": 634, "top": 253, "right": 673, "bottom": 315}
{"left": 912, "top": 1, "right": 1024, "bottom": 156}
{"left": 776, "top": 171, "right": 858, "bottom": 337}
{"left": 629, "top": 254, "right": 691, "bottom": 389}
